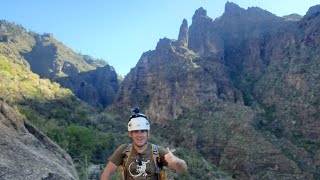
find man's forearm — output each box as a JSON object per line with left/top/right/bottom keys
{"left": 170, "top": 158, "right": 188, "bottom": 173}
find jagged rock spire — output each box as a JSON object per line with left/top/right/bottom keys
{"left": 177, "top": 19, "right": 189, "bottom": 47}
{"left": 224, "top": 1, "right": 245, "bottom": 16}
{"left": 192, "top": 7, "right": 208, "bottom": 22}
{"left": 306, "top": 4, "right": 320, "bottom": 16}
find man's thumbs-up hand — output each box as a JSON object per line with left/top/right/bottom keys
{"left": 164, "top": 148, "right": 179, "bottom": 165}
{"left": 164, "top": 147, "right": 188, "bottom": 173}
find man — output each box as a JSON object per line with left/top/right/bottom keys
{"left": 100, "top": 108, "right": 187, "bottom": 180}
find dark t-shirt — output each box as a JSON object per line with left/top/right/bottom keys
{"left": 109, "top": 143, "right": 168, "bottom": 180}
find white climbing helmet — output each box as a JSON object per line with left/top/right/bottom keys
{"left": 128, "top": 108, "right": 150, "bottom": 132}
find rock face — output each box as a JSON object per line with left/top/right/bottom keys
{"left": 23, "top": 33, "right": 106, "bottom": 80}
{"left": 115, "top": 36, "right": 241, "bottom": 125}
{"left": 56, "top": 64, "right": 120, "bottom": 107}
{"left": 0, "top": 99, "right": 78, "bottom": 180}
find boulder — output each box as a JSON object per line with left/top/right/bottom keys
{"left": 0, "top": 99, "right": 78, "bottom": 180}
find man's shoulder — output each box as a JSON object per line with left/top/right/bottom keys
{"left": 112, "top": 143, "right": 131, "bottom": 157}
{"left": 108, "top": 143, "right": 132, "bottom": 166}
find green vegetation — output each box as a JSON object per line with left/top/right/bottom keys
{"left": 170, "top": 148, "right": 234, "bottom": 180}
{"left": 152, "top": 101, "right": 253, "bottom": 179}
{"left": 46, "top": 124, "right": 115, "bottom": 179}
{"left": 0, "top": 53, "right": 117, "bottom": 179}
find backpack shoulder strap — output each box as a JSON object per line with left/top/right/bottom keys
{"left": 152, "top": 144, "right": 161, "bottom": 175}
{"left": 152, "top": 144, "right": 160, "bottom": 160}
{"left": 120, "top": 143, "right": 132, "bottom": 180}
{"left": 152, "top": 144, "right": 168, "bottom": 180}
{"left": 122, "top": 143, "right": 132, "bottom": 155}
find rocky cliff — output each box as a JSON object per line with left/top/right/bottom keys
{"left": 113, "top": 2, "right": 320, "bottom": 179}
{"left": 0, "top": 99, "right": 78, "bottom": 180}
{"left": 56, "top": 64, "right": 119, "bottom": 107}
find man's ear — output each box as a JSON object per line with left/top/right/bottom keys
{"left": 128, "top": 131, "right": 132, "bottom": 137}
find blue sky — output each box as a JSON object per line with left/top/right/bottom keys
{"left": 1, "top": 0, "right": 319, "bottom": 76}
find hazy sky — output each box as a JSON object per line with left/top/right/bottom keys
{"left": 1, "top": 0, "right": 319, "bottom": 76}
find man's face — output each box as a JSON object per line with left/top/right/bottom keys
{"left": 130, "top": 130, "right": 148, "bottom": 147}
